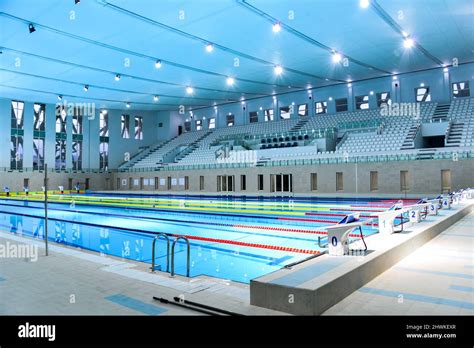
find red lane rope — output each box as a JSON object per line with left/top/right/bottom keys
{"left": 278, "top": 217, "right": 338, "bottom": 223}
{"left": 180, "top": 234, "right": 321, "bottom": 255}
{"left": 233, "top": 224, "right": 326, "bottom": 235}
{"left": 305, "top": 212, "right": 373, "bottom": 218}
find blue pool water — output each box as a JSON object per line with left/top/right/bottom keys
{"left": 0, "top": 195, "right": 388, "bottom": 283}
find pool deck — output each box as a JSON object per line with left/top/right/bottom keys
{"left": 250, "top": 201, "right": 474, "bottom": 315}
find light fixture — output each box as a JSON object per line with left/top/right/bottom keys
{"left": 347, "top": 83, "right": 352, "bottom": 87}
{"left": 155, "top": 60, "right": 162, "bottom": 69}
{"left": 291, "top": 102, "right": 295, "bottom": 105}
{"left": 83, "top": 85, "right": 89, "bottom": 92}
{"left": 75, "top": 0, "right": 80, "bottom": 4}
{"left": 272, "top": 22, "right": 281, "bottom": 33}
{"left": 443, "top": 67, "right": 449, "bottom": 73}
{"left": 329, "top": 97, "right": 333, "bottom": 101}
{"left": 241, "top": 101, "right": 245, "bottom": 105}
{"left": 57, "top": 95, "right": 62, "bottom": 100}
{"left": 126, "top": 102, "right": 131, "bottom": 108}
{"left": 153, "top": 95, "right": 159, "bottom": 102}
{"left": 114, "top": 74, "right": 121, "bottom": 81}
{"left": 332, "top": 52, "right": 342, "bottom": 63}
{"left": 205, "top": 43, "right": 214, "bottom": 52}
{"left": 28, "top": 23, "right": 36, "bottom": 33}
{"left": 101, "top": 109, "right": 108, "bottom": 114}
{"left": 186, "top": 86, "right": 194, "bottom": 94}
{"left": 402, "top": 31, "right": 409, "bottom": 38}
{"left": 370, "top": 91, "right": 374, "bottom": 95}
{"left": 392, "top": 75, "right": 398, "bottom": 80}
{"left": 360, "top": 0, "right": 370, "bottom": 8}
{"left": 420, "top": 83, "right": 425, "bottom": 87}
{"left": 226, "top": 77, "right": 235, "bottom": 86}
{"left": 403, "top": 37, "right": 414, "bottom": 49}
{"left": 274, "top": 65, "right": 283, "bottom": 75}
{"left": 259, "top": 107, "right": 263, "bottom": 110}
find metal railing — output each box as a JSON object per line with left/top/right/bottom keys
{"left": 171, "top": 236, "right": 190, "bottom": 277}
{"left": 151, "top": 233, "right": 171, "bottom": 273}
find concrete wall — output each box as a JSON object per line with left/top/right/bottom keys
{"left": 111, "top": 158, "right": 474, "bottom": 196}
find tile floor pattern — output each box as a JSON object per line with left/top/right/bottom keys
{"left": 324, "top": 212, "right": 474, "bottom": 315}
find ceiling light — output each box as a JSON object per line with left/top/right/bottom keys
{"left": 402, "top": 31, "right": 409, "bottom": 38}
{"left": 420, "top": 83, "right": 425, "bottom": 87}
{"left": 403, "top": 37, "right": 414, "bottom": 48}
{"left": 28, "top": 23, "right": 36, "bottom": 34}
{"left": 75, "top": 0, "right": 80, "bottom": 4}
{"left": 186, "top": 87, "right": 194, "bottom": 94}
{"left": 274, "top": 65, "right": 283, "bottom": 75}
{"left": 347, "top": 83, "right": 352, "bottom": 87}
{"left": 205, "top": 43, "right": 214, "bottom": 52}
{"left": 370, "top": 91, "right": 374, "bottom": 95}
{"left": 153, "top": 95, "right": 159, "bottom": 102}
{"left": 126, "top": 102, "right": 131, "bottom": 108}
{"left": 155, "top": 60, "right": 162, "bottom": 69}
{"left": 443, "top": 67, "right": 449, "bottom": 73}
{"left": 57, "top": 95, "right": 62, "bottom": 100}
{"left": 329, "top": 97, "right": 333, "bottom": 101}
{"left": 101, "top": 109, "right": 107, "bottom": 115}
{"left": 226, "top": 77, "right": 235, "bottom": 86}
{"left": 114, "top": 74, "right": 121, "bottom": 81}
{"left": 272, "top": 22, "right": 281, "bottom": 33}
{"left": 332, "top": 52, "right": 342, "bottom": 63}
{"left": 259, "top": 107, "right": 263, "bottom": 110}
{"left": 360, "top": 0, "right": 370, "bottom": 8}
{"left": 83, "top": 85, "right": 89, "bottom": 92}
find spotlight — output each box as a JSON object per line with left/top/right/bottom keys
{"left": 392, "top": 75, "right": 398, "bottom": 80}
{"left": 83, "top": 85, "right": 89, "bottom": 92}
{"left": 403, "top": 37, "right": 414, "bottom": 49}
{"left": 28, "top": 23, "right": 36, "bottom": 34}
{"left": 329, "top": 97, "right": 333, "bottom": 101}
{"left": 370, "top": 91, "right": 374, "bottom": 95}
{"left": 359, "top": 0, "right": 370, "bottom": 8}
{"left": 226, "top": 77, "right": 235, "bottom": 86}
{"left": 153, "top": 95, "right": 159, "bottom": 102}
{"left": 155, "top": 60, "right": 162, "bottom": 69}
{"left": 332, "top": 52, "right": 342, "bottom": 63}
{"left": 114, "top": 74, "right": 121, "bottom": 81}
{"left": 272, "top": 22, "right": 281, "bottom": 33}
{"left": 274, "top": 65, "right": 283, "bottom": 75}
{"left": 75, "top": 0, "right": 80, "bottom": 4}
{"left": 420, "top": 83, "right": 425, "bottom": 87}
{"left": 402, "top": 31, "right": 409, "bottom": 38}
{"left": 205, "top": 43, "right": 214, "bottom": 52}
{"left": 186, "top": 86, "right": 194, "bottom": 94}
{"left": 443, "top": 67, "right": 449, "bottom": 73}
{"left": 347, "top": 83, "right": 352, "bottom": 87}
{"left": 57, "top": 95, "right": 62, "bottom": 100}
{"left": 125, "top": 102, "right": 131, "bottom": 108}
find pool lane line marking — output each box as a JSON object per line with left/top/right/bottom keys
{"left": 105, "top": 294, "right": 168, "bottom": 315}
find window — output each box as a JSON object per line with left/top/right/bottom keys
{"left": 315, "top": 101, "right": 327, "bottom": 115}
{"left": 335, "top": 98, "right": 348, "bottom": 112}
{"left": 72, "top": 108, "right": 83, "bottom": 171}
{"left": 270, "top": 174, "right": 293, "bottom": 192}
{"left": 121, "top": 115, "right": 130, "bottom": 139}
{"left": 310, "top": 173, "right": 318, "bottom": 191}
{"left": 33, "top": 103, "right": 46, "bottom": 170}
{"left": 400, "top": 171, "right": 409, "bottom": 192}
{"left": 10, "top": 100, "right": 24, "bottom": 170}
{"left": 226, "top": 114, "right": 234, "bottom": 127}
{"left": 415, "top": 87, "right": 431, "bottom": 102}
{"left": 336, "top": 172, "right": 343, "bottom": 191}
{"left": 370, "top": 171, "right": 378, "bottom": 192}
{"left": 280, "top": 106, "right": 291, "bottom": 119}
{"left": 158, "top": 122, "right": 163, "bottom": 128}
{"left": 264, "top": 109, "right": 274, "bottom": 122}
{"left": 199, "top": 176, "right": 204, "bottom": 191}
{"left": 196, "top": 119, "right": 202, "bottom": 131}
{"left": 376, "top": 92, "right": 391, "bottom": 107}
{"left": 134, "top": 116, "right": 143, "bottom": 140}
{"left": 55, "top": 106, "right": 67, "bottom": 170}
{"left": 298, "top": 104, "right": 308, "bottom": 116}
{"left": 241, "top": 175, "right": 246, "bottom": 191}
{"left": 452, "top": 81, "right": 470, "bottom": 98}
{"left": 100, "top": 111, "right": 109, "bottom": 137}
{"left": 208, "top": 118, "right": 216, "bottom": 129}
{"left": 184, "top": 121, "right": 191, "bottom": 132}
{"left": 258, "top": 174, "right": 264, "bottom": 191}
{"left": 249, "top": 111, "right": 258, "bottom": 123}
{"left": 184, "top": 176, "right": 189, "bottom": 190}
{"left": 355, "top": 95, "right": 369, "bottom": 110}
{"left": 217, "top": 175, "right": 234, "bottom": 192}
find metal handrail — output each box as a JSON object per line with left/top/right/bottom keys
{"left": 170, "top": 236, "right": 190, "bottom": 277}
{"left": 151, "top": 233, "right": 170, "bottom": 273}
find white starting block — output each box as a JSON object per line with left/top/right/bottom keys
{"left": 427, "top": 199, "right": 439, "bottom": 216}
{"left": 451, "top": 193, "right": 461, "bottom": 206}
{"left": 324, "top": 220, "right": 366, "bottom": 256}
{"left": 407, "top": 203, "right": 430, "bottom": 223}
{"left": 371, "top": 207, "right": 410, "bottom": 235}
{"left": 441, "top": 196, "right": 451, "bottom": 210}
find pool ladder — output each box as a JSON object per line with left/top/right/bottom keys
{"left": 151, "top": 233, "right": 190, "bottom": 278}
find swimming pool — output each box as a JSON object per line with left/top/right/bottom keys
{"left": 0, "top": 194, "right": 407, "bottom": 283}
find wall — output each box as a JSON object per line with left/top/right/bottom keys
{"left": 112, "top": 158, "right": 474, "bottom": 197}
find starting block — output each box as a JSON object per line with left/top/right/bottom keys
{"left": 427, "top": 199, "right": 439, "bottom": 216}
{"left": 371, "top": 206, "right": 410, "bottom": 235}
{"left": 406, "top": 203, "right": 430, "bottom": 223}
{"left": 325, "top": 220, "right": 366, "bottom": 256}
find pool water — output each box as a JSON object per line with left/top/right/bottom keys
{"left": 0, "top": 194, "right": 405, "bottom": 283}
